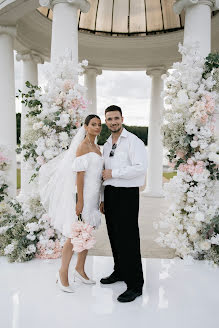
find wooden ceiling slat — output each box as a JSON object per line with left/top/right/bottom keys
{"left": 112, "top": 0, "right": 129, "bottom": 33}
{"left": 180, "top": 10, "right": 185, "bottom": 27}
{"left": 146, "top": 0, "right": 163, "bottom": 32}
{"left": 96, "top": 0, "right": 113, "bottom": 33}
{"left": 130, "top": 0, "right": 146, "bottom": 33}
{"left": 79, "top": 0, "right": 98, "bottom": 30}
{"left": 161, "top": 0, "right": 180, "bottom": 30}
{"left": 37, "top": 7, "right": 49, "bottom": 17}
{"left": 48, "top": 9, "right": 53, "bottom": 20}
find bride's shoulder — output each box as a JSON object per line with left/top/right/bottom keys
{"left": 76, "top": 141, "right": 90, "bottom": 158}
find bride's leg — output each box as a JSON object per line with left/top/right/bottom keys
{"left": 75, "top": 249, "right": 89, "bottom": 280}
{"left": 59, "top": 238, "right": 74, "bottom": 286}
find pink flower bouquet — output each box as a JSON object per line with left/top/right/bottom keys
{"left": 71, "top": 217, "right": 96, "bottom": 253}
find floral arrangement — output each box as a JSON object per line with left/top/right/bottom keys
{"left": 71, "top": 215, "right": 96, "bottom": 253}
{"left": 156, "top": 44, "right": 219, "bottom": 265}
{"left": 0, "top": 193, "right": 65, "bottom": 262}
{"left": 0, "top": 55, "right": 89, "bottom": 262}
{"left": 17, "top": 56, "right": 88, "bottom": 182}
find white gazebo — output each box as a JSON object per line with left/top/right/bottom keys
{"left": 0, "top": 0, "right": 219, "bottom": 197}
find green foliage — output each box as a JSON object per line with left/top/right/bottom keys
{"left": 97, "top": 124, "right": 148, "bottom": 145}
{"left": 203, "top": 52, "right": 219, "bottom": 78}
{"left": 16, "top": 81, "right": 42, "bottom": 117}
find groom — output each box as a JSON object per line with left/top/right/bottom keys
{"left": 100, "top": 105, "right": 147, "bottom": 303}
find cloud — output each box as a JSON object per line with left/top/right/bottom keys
{"left": 15, "top": 56, "right": 151, "bottom": 126}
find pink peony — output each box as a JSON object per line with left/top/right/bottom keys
{"left": 187, "top": 159, "right": 193, "bottom": 165}
{"left": 71, "top": 221, "right": 96, "bottom": 252}
{"left": 47, "top": 228, "right": 55, "bottom": 237}
{"left": 176, "top": 151, "right": 185, "bottom": 159}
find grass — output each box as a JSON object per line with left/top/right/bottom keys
{"left": 16, "top": 169, "right": 177, "bottom": 190}
{"left": 163, "top": 172, "right": 177, "bottom": 180}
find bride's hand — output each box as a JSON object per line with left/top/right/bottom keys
{"left": 76, "top": 201, "right": 83, "bottom": 216}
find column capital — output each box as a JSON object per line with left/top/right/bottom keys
{"left": 173, "top": 0, "right": 219, "bottom": 14}
{"left": 146, "top": 66, "right": 166, "bottom": 77}
{"left": 16, "top": 51, "right": 44, "bottom": 64}
{"left": 0, "top": 25, "right": 16, "bottom": 38}
{"left": 84, "top": 67, "right": 102, "bottom": 76}
{"left": 39, "top": 0, "right": 90, "bottom": 12}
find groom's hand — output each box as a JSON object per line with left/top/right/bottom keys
{"left": 102, "top": 169, "right": 112, "bottom": 181}
{"left": 100, "top": 202, "right": 105, "bottom": 214}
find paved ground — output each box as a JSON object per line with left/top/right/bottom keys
{"left": 89, "top": 194, "right": 175, "bottom": 259}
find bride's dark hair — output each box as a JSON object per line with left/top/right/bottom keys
{"left": 84, "top": 114, "right": 101, "bottom": 126}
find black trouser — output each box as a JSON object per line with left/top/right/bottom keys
{"left": 104, "top": 185, "right": 144, "bottom": 290}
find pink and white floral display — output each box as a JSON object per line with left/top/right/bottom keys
{"left": 0, "top": 55, "right": 89, "bottom": 262}
{"left": 155, "top": 44, "right": 219, "bottom": 265}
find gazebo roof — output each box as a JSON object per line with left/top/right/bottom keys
{"left": 0, "top": 0, "right": 219, "bottom": 70}
{"left": 38, "top": 0, "right": 185, "bottom": 36}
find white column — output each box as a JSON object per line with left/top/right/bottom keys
{"left": 174, "top": 0, "right": 219, "bottom": 58}
{"left": 84, "top": 67, "right": 102, "bottom": 114}
{"left": 39, "top": 0, "right": 90, "bottom": 64}
{"left": 16, "top": 51, "right": 44, "bottom": 194}
{"left": 0, "top": 26, "right": 17, "bottom": 197}
{"left": 142, "top": 67, "right": 166, "bottom": 198}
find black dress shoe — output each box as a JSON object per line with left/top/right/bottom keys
{"left": 117, "top": 289, "right": 142, "bottom": 303}
{"left": 100, "top": 273, "right": 123, "bottom": 284}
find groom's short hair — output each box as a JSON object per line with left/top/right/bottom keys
{"left": 105, "top": 105, "right": 122, "bottom": 116}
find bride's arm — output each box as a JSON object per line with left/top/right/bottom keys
{"left": 76, "top": 171, "right": 85, "bottom": 216}
{"left": 75, "top": 143, "right": 89, "bottom": 216}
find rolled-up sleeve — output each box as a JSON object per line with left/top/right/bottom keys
{"left": 112, "top": 138, "right": 147, "bottom": 179}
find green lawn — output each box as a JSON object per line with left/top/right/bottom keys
{"left": 163, "top": 172, "right": 177, "bottom": 180}
{"left": 16, "top": 168, "right": 177, "bottom": 190}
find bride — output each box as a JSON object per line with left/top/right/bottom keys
{"left": 39, "top": 114, "right": 103, "bottom": 292}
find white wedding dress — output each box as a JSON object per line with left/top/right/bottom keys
{"left": 39, "top": 126, "right": 104, "bottom": 239}
{"left": 72, "top": 152, "right": 103, "bottom": 229}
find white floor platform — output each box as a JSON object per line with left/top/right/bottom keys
{"left": 1, "top": 255, "right": 219, "bottom": 328}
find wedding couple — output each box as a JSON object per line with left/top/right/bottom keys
{"left": 39, "top": 105, "right": 147, "bottom": 303}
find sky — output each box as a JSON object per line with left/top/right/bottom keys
{"left": 14, "top": 53, "right": 152, "bottom": 127}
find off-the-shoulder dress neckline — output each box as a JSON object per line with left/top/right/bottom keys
{"left": 76, "top": 152, "right": 102, "bottom": 159}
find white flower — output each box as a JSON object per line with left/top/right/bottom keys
{"left": 33, "top": 122, "right": 43, "bottom": 130}
{"left": 26, "top": 244, "right": 36, "bottom": 254}
{"left": 26, "top": 233, "right": 36, "bottom": 241}
{"left": 43, "top": 149, "right": 54, "bottom": 160}
{"left": 25, "top": 222, "right": 40, "bottom": 233}
{"left": 199, "top": 240, "right": 211, "bottom": 251}
{"left": 59, "top": 132, "right": 69, "bottom": 142}
{"left": 210, "top": 234, "right": 219, "bottom": 245}
{"left": 190, "top": 140, "right": 199, "bottom": 148}
{"left": 56, "top": 113, "right": 70, "bottom": 128}
{"left": 4, "top": 244, "right": 15, "bottom": 255}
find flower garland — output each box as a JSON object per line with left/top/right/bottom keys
{"left": 156, "top": 44, "right": 219, "bottom": 265}
{"left": 0, "top": 55, "right": 89, "bottom": 262}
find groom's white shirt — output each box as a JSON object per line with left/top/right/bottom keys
{"left": 102, "top": 128, "right": 147, "bottom": 189}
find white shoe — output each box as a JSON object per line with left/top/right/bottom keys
{"left": 73, "top": 270, "right": 96, "bottom": 285}
{"left": 56, "top": 272, "right": 75, "bottom": 293}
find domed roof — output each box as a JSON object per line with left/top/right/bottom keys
{"left": 37, "top": 0, "right": 185, "bottom": 36}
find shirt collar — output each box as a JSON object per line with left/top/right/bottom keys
{"left": 106, "top": 127, "right": 128, "bottom": 144}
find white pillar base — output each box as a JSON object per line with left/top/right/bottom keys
{"left": 141, "top": 189, "right": 164, "bottom": 198}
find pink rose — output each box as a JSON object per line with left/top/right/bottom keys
{"left": 47, "top": 228, "right": 55, "bottom": 237}
{"left": 176, "top": 151, "right": 185, "bottom": 159}
{"left": 187, "top": 159, "right": 193, "bottom": 165}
